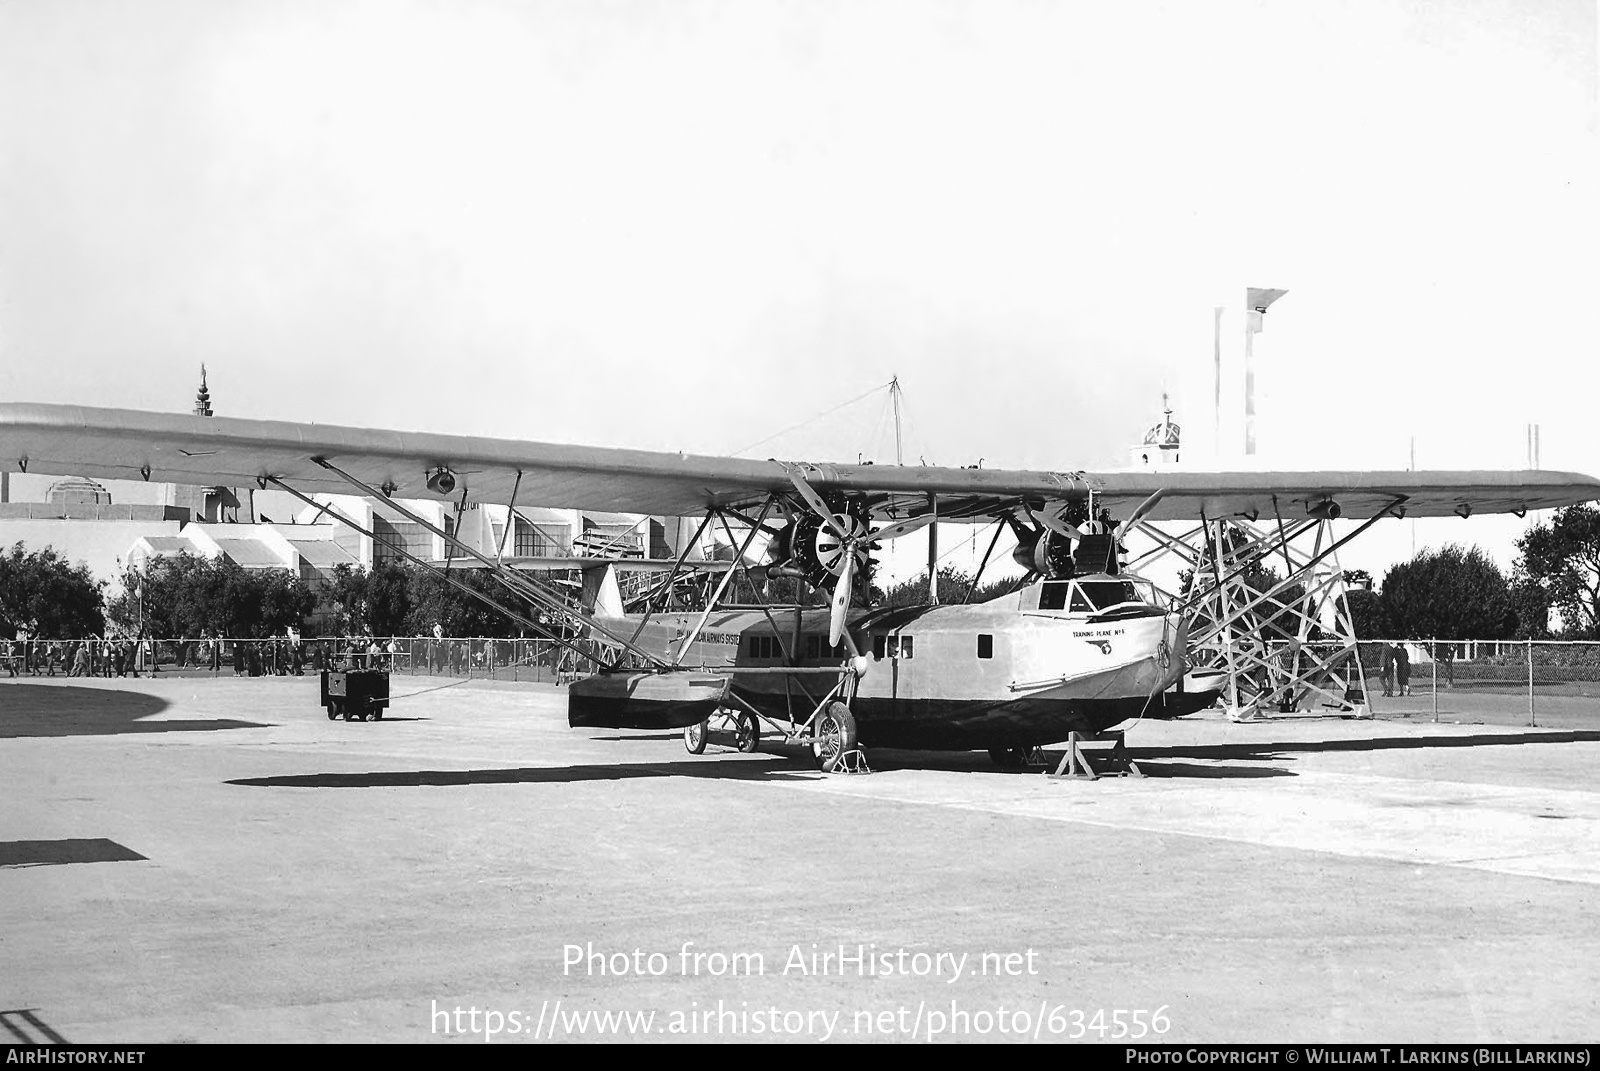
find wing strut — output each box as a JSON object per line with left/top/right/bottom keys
{"left": 265, "top": 476, "right": 615, "bottom": 671}
{"left": 625, "top": 509, "right": 717, "bottom": 647}
{"left": 304, "top": 459, "right": 668, "bottom": 668}
{"left": 671, "top": 498, "right": 776, "bottom": 664}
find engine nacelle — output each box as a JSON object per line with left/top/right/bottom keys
{"left": 1012, "top": 530, "right": 1075, "bottom": 578}
{"left": 774, "top": 510, "right": 872, "bottom": 587}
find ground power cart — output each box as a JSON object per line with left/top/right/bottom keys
{"left": 321, "top": 667, "right": 390, "bottom": 721}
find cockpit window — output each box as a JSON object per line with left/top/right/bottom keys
{"left": 1078, "top": 580, "right": 1141, "bottom": 610}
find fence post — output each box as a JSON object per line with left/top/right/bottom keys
{"left": 1527, "top": 638, "right": 1535, "bottom": 727}
{"left": 1431, "top": 639, "right": 1438, "bottom": 723}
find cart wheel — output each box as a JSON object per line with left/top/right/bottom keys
{"left": 371, "top": 708, "right": 384, "bottom": 721}
{"left": 813, "top": 701, "right": 858, "bottom": 772}
{"left": 683, "top": 718, "right": 709, "bottom": 754}
{"left": 342, "top": 702, "right": 356, "bottom": 721}
{"left": 325, "top": 702, "right": 339, "bottom": 721}
{"left": 733, "top": 710, "right": 760, "bottom": 753}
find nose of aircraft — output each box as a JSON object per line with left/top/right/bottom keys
{"left": 1162, "top": 613, "right": 1192, "bottom": 689}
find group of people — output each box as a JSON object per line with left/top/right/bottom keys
{"left": 1379, "top": 641, "right": 1412, "bottom": 697}
{"left": 4, "top": 630, "right": 530, "bottom": 680}
{"left": 4, "top": 637, "right": 153, "bottom": 679}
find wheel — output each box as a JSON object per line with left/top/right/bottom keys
{"left": 812, "top": 701, "right": 858, "bottom": 772}
{"left": 371, "top": 707, "right": 384, "bottom": 721}
{"left": 988, "top": 746, "right": 1042, "bottom": 770}
{"left": 989, "top": 747, "right": 1026, "bottom": 770}
{"left": 733, "top": 710, "right": 760, "bottom": 753}
{"left": 325, "top": 702, "right": 339, "bottom": 721}
{"left": 341, "top": 701, "right": 355, "bottom": 721}
{"left": 683, "top": 718, "right": 709, "bottom": 754}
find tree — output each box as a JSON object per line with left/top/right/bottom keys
{"left": 0, "top": 543, "right": 105, "bottom": 639}
{"left": 1515, "top": 504, "right": 1600, "bottom": 637}
{"left": 109, "top": 553, "right": 315, "bottom": 638}
{"left": 1344, "top": 587, "right": 1391, "bottom": 639}
{"left": 1508, "top": 576, "right": 1551, "bottom": 640}
{"left": 320, "top": 561, "right": 415, "bottom": 635}
{"left": 404, "top": 566, "right": 521, "bottom": 637}
{"left": 1379, "top": 544, "right": 1515, "bottom": 640}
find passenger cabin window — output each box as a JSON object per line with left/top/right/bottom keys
{"left": 977, "top": 634, "right": 993, "bottom": 659}
{"left": 748, "top": 635, "right": 782, "bottom": 659}
{"left": 873, "top": 635, "right": 886, "bottom": 660}
{"left": 901, "top": 636, "right": 913, "bottom": 660}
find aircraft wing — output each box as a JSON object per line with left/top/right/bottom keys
{"left": 1081, "top": 469, "right": 1599, "bottom": 523}
{"left": 0, "top": 403, "right": 1595, "bottom": 522}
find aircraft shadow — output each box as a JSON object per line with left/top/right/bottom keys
{"left": 227, "top": 758, "right": 822, "bottom": 789}
{"left": 861, "top": 749, "right": 1296, "bottom": 779}
{"left": 0, "top": 1009, "right": 68, "bottom": 1045}
{"left": 0, "top": 838, "right": 147, "bottom": 868}
{"left": 1127, "top": 729, "right": 1600, "bottom": 762}
{"left": 0, "top": 683, "right": 268, "bottom": 738}
{"left": 1131, "top": 760, "right": 1295, "bottom": 779}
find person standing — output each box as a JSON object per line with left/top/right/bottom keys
{"left": 1396, "top": 643, "right": 1412, "bottom": 697}
{"left": 1379, "top": 642, "right": 1396, "bottom": 697}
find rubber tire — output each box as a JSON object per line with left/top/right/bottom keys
{"left": 371, "top": 708, "right": 384, "bottom": 721}
{"left": 733, "top": 710, "right": 760, "bottom": 754}
{"left": 813, "top": 701, "right": 858, "bottom": 772}
{"left": 988, "top": 747, "right": 1035, "bottom": 771}
{"left": 683, "top": 718, "right": 709, "bottom": 755}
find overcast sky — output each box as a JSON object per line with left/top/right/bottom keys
{"left": 1, "top": 0, "right": 1594, "bottom": 577}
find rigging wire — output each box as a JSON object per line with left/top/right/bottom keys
{"left": 728, "top": 379, "right": 895, "bottom": 457}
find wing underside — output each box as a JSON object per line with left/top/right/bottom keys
{"left": 0, "top": 403, "right": 1595, "bottom": 522}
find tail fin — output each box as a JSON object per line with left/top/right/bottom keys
{"left": 580, "top": 564, "right": 625, "bottom": 619}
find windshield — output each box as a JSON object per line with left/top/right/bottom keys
{"left": 1039, "top": 577, "right": 1163, "bottom": 612}
{"left": 1077, "top": 580, "right": 1143, "bottom": 610}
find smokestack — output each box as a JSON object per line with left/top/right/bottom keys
{"left": 1243, "top": 287, "right": 1288, "bottom": 456}
{"left": 1212, "top": 307, "right": 1223, "bottom": 456}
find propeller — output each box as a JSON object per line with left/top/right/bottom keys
{"left": 1025, "top": 502, "right": 1084, "bottom": 540}
{"left": 1112, "top": 488, "right": 1167, "bottom": 541}
{"left": 782, "top": 466, "right": 938, "bottom": 647}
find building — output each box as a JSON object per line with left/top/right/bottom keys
{"left": 1130, "top": 394, "right": 1183, "bottom": 469}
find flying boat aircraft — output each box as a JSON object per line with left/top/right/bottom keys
{"left": 2, "top": 402, "right": 1595, "bottom": 772}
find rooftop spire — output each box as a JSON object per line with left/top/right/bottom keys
{"left": 194, "top": 364, "right": 213, "bottom": 417}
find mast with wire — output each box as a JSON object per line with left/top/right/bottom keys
{"left": 890, "top": 375, "right": 904, "bottom": 466}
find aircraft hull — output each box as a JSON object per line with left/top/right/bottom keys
{"left": 735, "top": 655, "right": 1184, "bottom": 750}
{"left": 567, "top": 671, "right": 730, "bottom": 731}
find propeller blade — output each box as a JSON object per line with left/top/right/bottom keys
{"left": 1027, "top": 504, "right": 1083, "bottom": 540}
{"left": 1114, "top": 488, "right": 1167, "bottom": 539}
{"left": 871, "top": 514, "right": 936, "bottom": 543}
{"left": 829, "top": 559, "right": 854, "bottom": 648}
{"left": 782, "top": 466, "right": 851, "bottom": 540}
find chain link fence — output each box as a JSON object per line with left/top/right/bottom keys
{"left": 1, "top": 636, "right": 579, "bottom": 684}
{"left": 1352, "top": 639, "right": 1600, "bottom": 729}
{"left": 9, "top": 634, "right": 1600, "bottom": 730}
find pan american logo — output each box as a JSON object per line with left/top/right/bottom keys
{"left": 1084, "top": 639, "right": 1113, "bottom": 655}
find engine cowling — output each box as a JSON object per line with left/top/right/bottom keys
{"left": 1012, "top": 529, "right": 1076, "bottom": 578}
{"left": 774, "top": 511, "right": 872, "bottom": 587}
